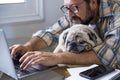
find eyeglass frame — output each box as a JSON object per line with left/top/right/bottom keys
{"left": 60, "top": 1, "right": 85, "bottom": 14}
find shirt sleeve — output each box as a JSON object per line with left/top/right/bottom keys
{"left": 32, "top": 16, "right": 70, "bottom": 47}
{"left": 93, "top": 1, "right": 120, "bottom": 68}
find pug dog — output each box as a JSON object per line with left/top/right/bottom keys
{"left": 53, "top": 24, "right": 102, "bottom": 53}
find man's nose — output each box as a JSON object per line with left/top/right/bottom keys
{"left": 66, "top": 10, "right": 75, "bottom": 17}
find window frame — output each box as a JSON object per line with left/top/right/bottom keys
{"left": 0, "top": 0, "right": 25, "bottom": 4}
{"left": 0, "top": 0, "right": 44, "bottom": 24}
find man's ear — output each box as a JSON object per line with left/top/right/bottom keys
{"left": 90, "top": 0, "right": 98, "bottom": 10}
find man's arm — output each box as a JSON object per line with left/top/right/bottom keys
{"left": 10, "top": 16, "right": 70, "bottom": 57}
{"left": 19, "top": 50, "right": 103, "bottom": 69}
{"left": 10, "top": 36, "right": 48, "bottom": 58}
{"left": 31, "top": 16, "right": 71, "bottom": 50}
{"left": 24, "top": 36, "right": 48, "bottom": 51}
{"left": 58, "top": 51, "right": 103, "bottom": 65}
{"left": 25, "top": 16, "right": 71, "bottom": 51}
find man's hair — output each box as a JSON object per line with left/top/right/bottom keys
{"left": 84, "top": 0, "right": 100, "bottom": 5}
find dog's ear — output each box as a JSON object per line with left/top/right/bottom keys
{"left": 88, "top": 31, "right": 97, "bottom": 44}
{"left": 63, "top": 32, "right": 68, "bottom": 43}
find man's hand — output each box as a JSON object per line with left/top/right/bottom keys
{"left": 19, "top": 51, "right": 61, "bottom": 70}
{"left": 9, "top": 44, "right": 29, "bottom": 58}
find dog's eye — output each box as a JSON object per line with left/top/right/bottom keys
{"left": 75, "top": 35, "right": 79, "bottom": 38}
{"left": 79, "top": 41, "right": 85, "bottom": 44}
{"left": 75, "top": 34, "right": 82, "bottom": 39}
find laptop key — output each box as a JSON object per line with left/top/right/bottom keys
{"left": 17, "top": 69, "right": 30, "bottom": 77}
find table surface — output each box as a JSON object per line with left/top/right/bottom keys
{"left": 54, "top": 66, "right": 70, "bottom": 77}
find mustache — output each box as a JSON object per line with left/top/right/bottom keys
{"left": 66, "top": 13, "right": 94, "bottom": 25}
{"left": 69, "top": 16, "right": 83, "bottom": 24}
{"left": 65, "top": 14, "right": 82, "bottom": 24}
{"left": 70, "top": 16, "right": 93, "bottom": 25}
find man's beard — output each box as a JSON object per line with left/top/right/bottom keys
{"left": 66, "top": 6, "right": 94, "bottom": 25}
{"left": 72, "top": 15, "right": 93, "bottom": 25}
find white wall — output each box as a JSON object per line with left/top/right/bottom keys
{"left": 0, "top": 0, "right": 63, "bottom": 45}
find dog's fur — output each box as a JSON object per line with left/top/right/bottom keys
{"left": 53, "top": 24, "right": 102, "bottom": 53}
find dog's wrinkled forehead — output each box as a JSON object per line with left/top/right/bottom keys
{"left": 63, "top": 25, "right": 84, "bottom": 42}
{"left": 67, "top": 30, "right": 83, "bottom": 41}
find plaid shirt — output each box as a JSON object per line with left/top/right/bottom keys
{"left": 33, "top": 0, "right": 120, "bottom": 68}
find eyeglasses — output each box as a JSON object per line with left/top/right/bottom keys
{"left": 60, "top": 1, "right": 85, "bottom": 14}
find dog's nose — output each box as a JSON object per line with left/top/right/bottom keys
{"left": 71, "top": 42, "right": 77, "bottom": 47}
{"left": 67, "top": 42, "right": 79, "bottom": 53}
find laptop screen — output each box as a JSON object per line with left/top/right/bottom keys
{"left": 0, "top": 29, "right": 18, "bottom": 80}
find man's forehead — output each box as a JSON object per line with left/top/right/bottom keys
{"left": 64, "top": 0, "right": 83, "bottom": 5}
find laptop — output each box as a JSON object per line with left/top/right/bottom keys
{"left": 0, "top": 29, "right": 57, "bottom": 80}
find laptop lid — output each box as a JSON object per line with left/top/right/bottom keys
{"left": 0, "top": 29, "right": 18, "bottom": 80}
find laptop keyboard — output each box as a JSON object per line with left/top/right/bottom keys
{"left": 13, "top": 58, "right": 39, "bottom": 77}
{"left": 12, "top": 57, "right": 54, "bottom": 77}
{"left": 15, "top": 65, "right": 30, "bottom": 76}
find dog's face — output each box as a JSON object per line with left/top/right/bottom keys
{"left": 64, "top": 30, "right": 91, "bottom": 53}
{"left": 62, "top": 24, "right": 102, "bottom": 53}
